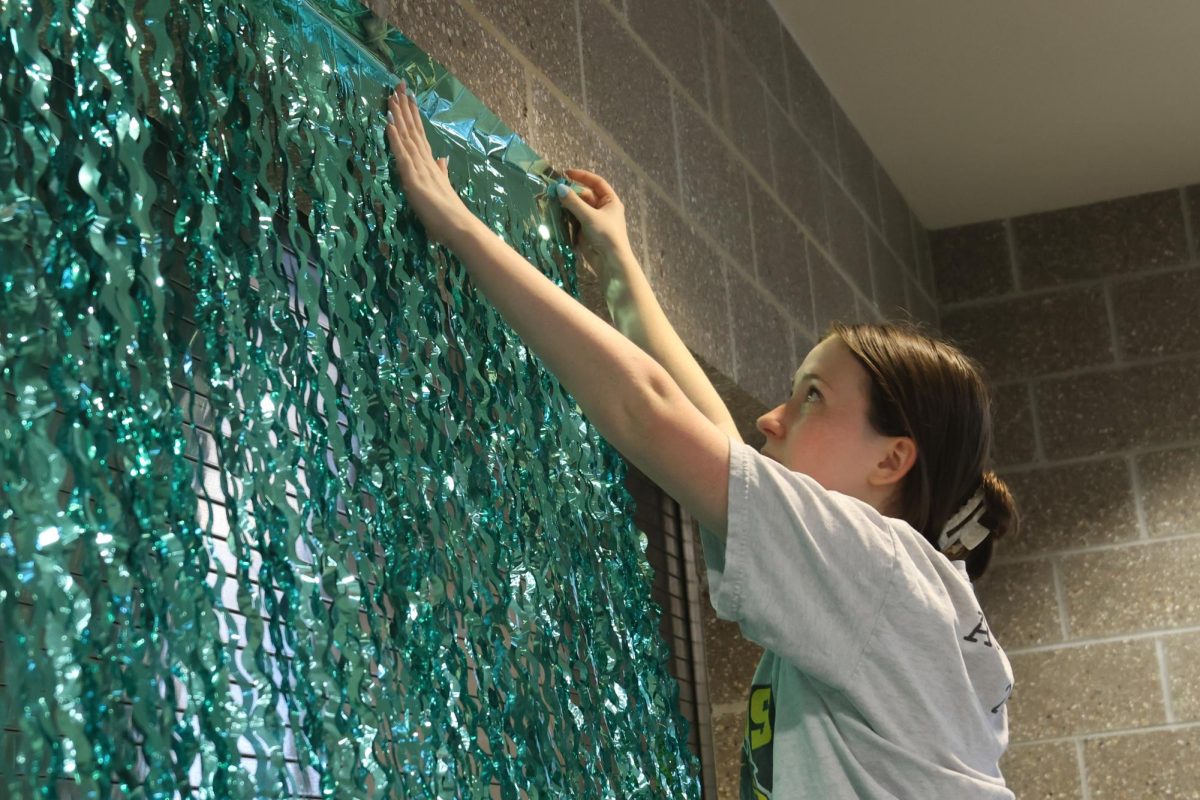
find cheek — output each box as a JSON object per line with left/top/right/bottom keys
{"left": 785, "top": 419, "right": 838, "bottom": 465}
{"left": 787, "top": 415, "right": 871, "bottom": 475}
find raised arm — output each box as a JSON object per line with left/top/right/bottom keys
{"left": 557, "top": 169, "right": 743, "bottom": 445}
{"left": 384, "top": 83, "right": 731, "bottom": 538}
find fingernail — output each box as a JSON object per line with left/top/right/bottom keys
{"left": 406, "top": 87, "right": 416, "bottom": 100}
{"left": 387, "top": 110, "right": 395, "bottom": 125}
{"left": 555, "top": 182, "right": 569, "bottom": 198}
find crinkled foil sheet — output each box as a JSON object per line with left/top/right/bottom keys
{"left": 0, "top": 0, "right": 699, "bottom": 795}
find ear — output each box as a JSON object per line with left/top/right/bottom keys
{"left": 868, "top": 435, "right": 918, "bottom": 488}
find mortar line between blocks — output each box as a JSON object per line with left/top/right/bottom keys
{"left": 805, "top": 240, "right": 820, "bottom": 339}
{"left": 995, "top": 530, "right": 1200, "bottom": 567}
{"left": 1076, "top": 739, "right": 1092, "bottom": 800}
{"left": 671, "top": 89, "right": 685, "bottom": 209}
{"left": 1011, "top": 718, "right": 1200, "bottom": 747}
{"left": 744, "top": 172, "right": 759, "bottom": 280}
{"left": 723, "top": 259, "right": 740, "bottom": 385}
{"left": 993, "top": 347, "right": 1200, "bottom": 388}
{"left": 1006, "top": 621, "right": 1200, "bottom": 656}
{"left": 1129, "top": 454, "right": 1150, "bottom": 541}
{"left": 1156, "top": 637, "right": 1176, "bottom": 724}
{"left": 1102, "top": 280, "right": 1123, "bottom": 366}
{"left": 942, "top": 259, "right": 1200, "bottom": 312}
{"left": 998, "top": 438, "right": 1200, "bottom": 476}
{"left": 1181, "top": 187, "right": 1196, "bottom": 260}
{"left": 1051, "top": 559, "right": 1071, "bottom": 641}
{"left": 574, "top": 0, "right": 587, "bottom": 113}
{"left": 1026, "top": 381, "right": 1045, "bottom": 464}
{"left": 1004, "top": 217, "right": 1021, "bottom": 292}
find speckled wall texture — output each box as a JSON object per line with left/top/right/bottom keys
{"left": 365, "top": 0, "right": 936, "bottom": 412}
{"left": 363, "top": 0, "right": 939, "bottom": 796}
{"left": 938, "top": 187, "right": 1200, "bottom": 799}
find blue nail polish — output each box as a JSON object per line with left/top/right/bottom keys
{"left": 555, "top": 182, "right": 569, "bottom": 198}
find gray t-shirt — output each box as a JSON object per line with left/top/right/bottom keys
{"left": 700, "top": 438, "right": 1014, "bottom": 799}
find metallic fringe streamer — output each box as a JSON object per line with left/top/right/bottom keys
{"left": 0, "top": 0, "right": 699, "bottom": 796}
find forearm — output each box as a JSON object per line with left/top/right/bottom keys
{"left": 380, "top": 86, "right": 714, "bottom": 459}
{"left": 599, "top": 246, "right": 741, "bottom": 442}
{"left": 445, "top": 218, "right": 674, "bottom": 451}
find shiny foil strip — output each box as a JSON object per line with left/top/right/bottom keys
{"left": 0, "top": 0, "right": 699, "bottom": 795}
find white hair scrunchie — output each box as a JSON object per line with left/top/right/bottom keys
{"left": 937, "top": 487, "right": 989, "bottom": 552}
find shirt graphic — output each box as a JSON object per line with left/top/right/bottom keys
{"left": 741, "top": 683, "right": 775, "bottom": 799}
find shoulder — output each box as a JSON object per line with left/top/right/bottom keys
{"left": 875, "top": 522, "right": 1000, "bottom": 659}
{"left": 733, "top": 440, "right": 901, "bottom": 556}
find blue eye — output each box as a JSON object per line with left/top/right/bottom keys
{"left": 804, "top": 386, "right": 822, "bottom": 403}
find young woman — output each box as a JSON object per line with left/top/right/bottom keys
{"left": 385, "top": 81, "right": 1017, "bottom": 799}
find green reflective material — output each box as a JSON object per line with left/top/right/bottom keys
{"left": 0, "top": 0, "right": 698, "bottom": 795}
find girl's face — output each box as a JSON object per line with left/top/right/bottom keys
{"left": 756, "top": 336, "right": 898, "bottom": 508}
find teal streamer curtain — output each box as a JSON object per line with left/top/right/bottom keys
{"left": 0, "top": 0, "right": 699, "bottom": 796}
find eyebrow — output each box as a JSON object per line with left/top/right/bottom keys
{"left": 792, "top": 370, "right": 824, "bottom": 392}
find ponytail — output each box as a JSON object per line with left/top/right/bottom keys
{"left": 963, "top": 470, "right": 1019, "bottom": 580}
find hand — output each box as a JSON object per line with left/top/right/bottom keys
{"left": 384, "top": 81, "right": 477, "bottom": 246}
{"left": 556, "top": 169, "right": 636, "bottom": 272}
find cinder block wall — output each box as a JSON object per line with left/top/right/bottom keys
{"left": 936, "top": 187, "right": 1200, "bottom": 798}
{"left": 366, "top": 0, "right": 936, "bottom": 794}
{"left": 368, "top": 0, "right": 936, "bottom": 411}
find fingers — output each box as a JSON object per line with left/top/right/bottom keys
{"left": 556, "top": 171, "right": 601, "bottom": 210}
{"left": 390, "top": 85, "right": 421, "bottom": 152}
{"left": 387, "top": 92, "right": 421, "bottom": 166}
{"left": 555, "top": 183, "right": 595, "bottom": 222}
{"left": 387, "top": 81, "right": 440, "bottom": 178}
{"left": 398, "top": 81, "right": 434, "bottom": 160}
{"left": 564, "top": 168, "right": 618, "bottom": 202}
{"left": 385, "top": 117, "right": 414, "bottom": 176}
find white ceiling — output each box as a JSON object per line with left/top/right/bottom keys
{"left": 771, "top": 0, "right": 1200, "bottom": 230}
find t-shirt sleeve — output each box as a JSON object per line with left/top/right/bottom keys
{"left": 699, "top": 437, "right": 898, "bottom": 685}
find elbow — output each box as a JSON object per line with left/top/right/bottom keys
{"left": 617, "top": 358, "right": 679, "bottom": 445}
{"left": 571, "top": 351, "right": 680, "bottom": 458}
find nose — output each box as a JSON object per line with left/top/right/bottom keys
{"left": 756, "top": 404, "right": 786, "bottom": 439}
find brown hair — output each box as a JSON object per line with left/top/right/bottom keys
{"left": 830, "top": 322, "right": 1018, "bottom": 580}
